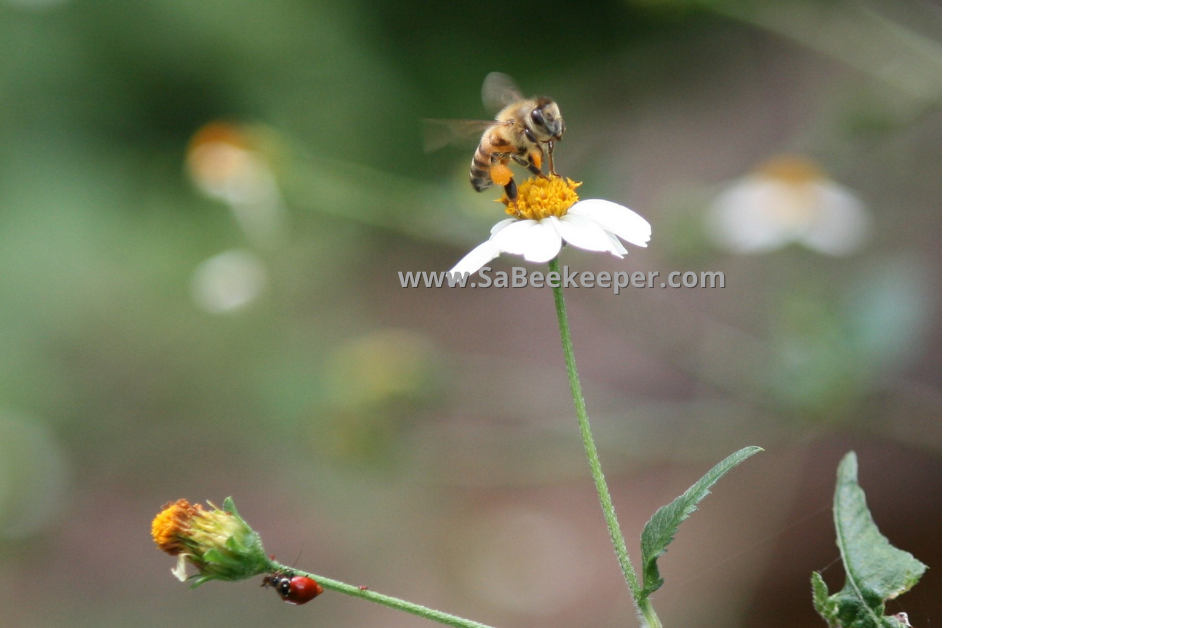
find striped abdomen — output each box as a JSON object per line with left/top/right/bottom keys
{"left": 469, "top": 138, "right": 495, "bottom": 192}
{"left": 470, "top": 129, "right": 520, "bottom": 192}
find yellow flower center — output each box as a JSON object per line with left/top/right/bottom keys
{"left": 502, "top": 176, "right": 581, "bottom": 221}
{"left": 152, "top": 499, "right": 200, "bottom": 555}
{"left": 756, "top": 155, "right": 825, "bottom": 184}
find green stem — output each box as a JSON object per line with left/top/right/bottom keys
{"left": 547, "top": 257, "right": 643, "bottom": 612}
{"left": 639, "top": 599, "right": 664, "bottom": 628}
{"left": 268, "top": 561, "right": 495, "bottom": 628}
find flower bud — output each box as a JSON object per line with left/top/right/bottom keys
{"left": 151, "top": 497, "right": 270, "bottom": 586}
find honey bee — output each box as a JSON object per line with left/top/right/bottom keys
{"left": 425, "top": 73, "right": 564, "bottom": 201}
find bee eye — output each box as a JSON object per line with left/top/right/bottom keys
{"left": 531, "top": 109, "right": 545, "bottom": 126}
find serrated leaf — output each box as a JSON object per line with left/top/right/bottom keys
{"left": 813, "top": 452, "right": 927, "bottom": 628}
{"left": 637, "top": 446, "right": 762, "bottom": 602}
{"left": 812, "top": 572, "right": 834, "bottom": 620}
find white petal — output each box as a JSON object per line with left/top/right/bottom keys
{"left": 552, "top": 214, "right": 616, "bottom": 253}
{"left": 519, "top": 220, "right": 565, "bottom": 263}
{"left": 490, "top": 220, "right": 540, "bottom": 255}
{"left": 490, "top": 218, "right": 517, "bottom": 235}
{"left": 172, "top": 555, "right": 189, "bottom": 582}
{"left": 707, "top": 179, "right": 802, "bottom": 254}
{"left": 606, "top": 232, "right": 627, "bottom": 257}
{"left": 568, "top": 200, "right": 651, "bottom": 247}
{"left": 797, "top": 182, "right": 871, "bottom": 256}
{"left": 449, "top": 240, "right": 502, "bottom": 276}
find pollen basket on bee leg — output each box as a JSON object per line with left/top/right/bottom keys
{"left": 489, "top": 162, "right": 513, "bottom": 186}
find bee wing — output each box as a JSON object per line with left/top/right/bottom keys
{"left": 422, "top": 119, "right": 502, "bottom": 153}
{"left": 481, "top": 72, "right": 525, "bottom": 114}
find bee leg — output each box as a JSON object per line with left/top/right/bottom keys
{"left": 504, "top": 178, "right": 518, "bottom": 201}
{"left": 513, "top": 153, "right": 545, "bottom": 179}
{"left": 544, "top": 141, "right": 558, "bottom": 178}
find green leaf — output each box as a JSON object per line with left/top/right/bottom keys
{"left": 834, "top": 452, "right": 926, "bottom": 605}
{"left": 812, "top": 572, "right": 833, "bottom": 619}
{"left": 812, "top": 452, "right": 927, "bottom": 628}
{"left": 637, "top": 446, "right": 762, "bottom": 602}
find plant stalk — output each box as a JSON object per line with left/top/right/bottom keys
{"left": 268, "top": 561, "right": 495, "bottom": 628}
{"left": 639, "top": 600, "right": 663, "bottom": 628}
{"left": 548, "top": 257, "right": 644, "bottom": 614}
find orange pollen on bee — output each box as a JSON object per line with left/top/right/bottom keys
{"left": 152, "top": 499, "right": 202, "bottom": 555}
{"left": 502, "top": 177, "right": 581, "bottom": 221}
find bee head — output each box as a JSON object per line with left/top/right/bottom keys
{"left": 529, "top": 99, "right": 564, "bottom": 142}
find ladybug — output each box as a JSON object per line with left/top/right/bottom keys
{"left": 262, "top": 570, "right": 324, "bottom": 605}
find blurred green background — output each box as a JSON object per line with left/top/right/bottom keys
{"left": 0, "top": 0, "right": 940, "bottom": 626}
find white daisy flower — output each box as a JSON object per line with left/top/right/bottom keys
{"left": 708, "top": 156, "right": 870, "bottom": 257}
{"left": 450, "top": 177, "right": 651, "bottom": 276}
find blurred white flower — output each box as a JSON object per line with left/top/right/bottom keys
{"left": 709, "top": 156, "right": 870, "bottom": 256}
{"left": 450, "top": 177, "right": 651, "bottom": 276}
{"left": 190, "top": 249, "right": 267, "bottom": 314}
{"left": 187, "top": 122, "right": 286, "bottom": 248}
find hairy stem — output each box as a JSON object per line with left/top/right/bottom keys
{"left": 548, "top": 257, "right": 643, "bottom": 613}
{"left": 268, "top": 561, "right": 495, "bottom": 628}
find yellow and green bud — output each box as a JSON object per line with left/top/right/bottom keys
{"left": 151, "top": 497, "right": 270, "bottom": 586}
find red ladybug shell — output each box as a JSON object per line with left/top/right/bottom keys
{"left": 262, "top": 571, "right": 324, "bottom": 605}
{"left": 283, "top": 576, "right": 323, "bottom": 605}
